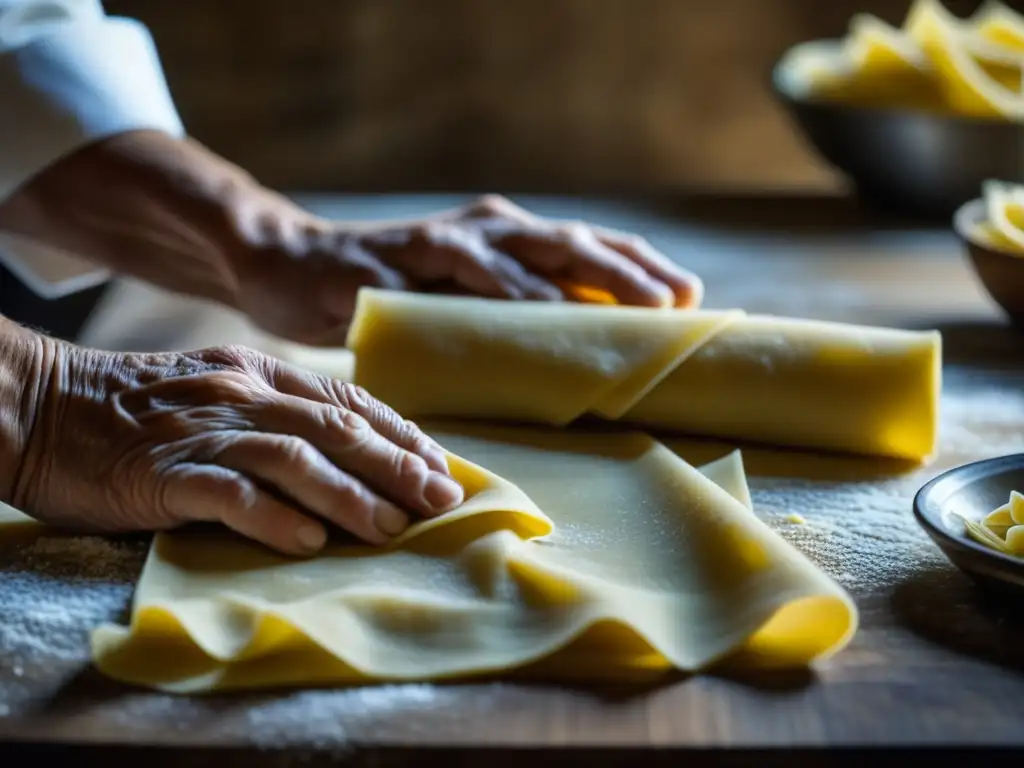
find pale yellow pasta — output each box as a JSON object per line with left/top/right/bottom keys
{"left": 962, "top": 490, "right": 1024, "bottom": 555}
{"left": 1009, "top": 490, "right": 1024, "bottom": 523}
{"left": 1006, "top": 525, "right": 1024, "bottom": 553}
{"left": 344, "top": 288, "right": 941, "bottom": 461}
{"left": 82, "top": 423, "right": 857, "bottom": 693}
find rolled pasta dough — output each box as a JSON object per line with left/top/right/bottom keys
{"left": 345, "top": 289, "right": 940, "bottom": 460}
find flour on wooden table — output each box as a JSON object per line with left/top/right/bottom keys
{"left": 0, "top": 534, "right": 146, "bottom": 716}
{"left": 939, "top": 381, "right": 1024, "bottom": 456}
{"left": 86, "top": 682, "right": 500, "bottom": 750}
{"left": 0, "top": 361, "right": 1018, "bottom": 741}
{"left": 758, "top": 479, "right": 944, "bottom": 595}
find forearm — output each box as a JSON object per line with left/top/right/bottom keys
{"left": 0, "top": 130, "right": 248, "bottom": 306}
{"left": 0, "top": 128, "right": 343, "bottom": 327}
{"left": 0, "top": 315, "right": 50, "bottom": 505}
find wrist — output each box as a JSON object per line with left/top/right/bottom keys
{"left": 0, "top": 319, "right": 58, "bottom": 508}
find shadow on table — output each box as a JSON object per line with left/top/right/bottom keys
{"left": 891, "top": 561, "right": 1024, "bottom": 674}
{"left": 666, "top": 433, "right": 918, "bottom": 484}
{"left": 33, "top": 651, "right": 815, "bottom": 728}
{"left": 907, "top": 320, "right": 1024, "bottom": 370}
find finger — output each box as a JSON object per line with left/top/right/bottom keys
{"left": 163, "top": 464, "right": 329, "bottom": 556}
{"left": 254, "top": 393, "right": 464, "bottom": 518}
{"left": 215, "top": 433, "right": 406, "bottom": 544}
{"left": 455, "top": 194, "right": 537, "bottom": 224}
{"left": 265, "top": 363, "right": 452, "bottom": 475}
{"left": 329, "top": 382, "right": 452, "bottom": 471}
{"left": 593, "top": 227, "right": 704, "bottom": 309}
{"left": 315, "top": 237, "right": 409, "bottom": 322}
{"left": 364, "top": 223, "right": 563, "bottom": 301}
{"left": 495, "top": 223, "right": 674, "bottom": 308}
{"left": 473, "top": 249, "right": 564, "bottom": 301}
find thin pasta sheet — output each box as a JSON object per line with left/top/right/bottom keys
{"left": 90, "top": 423, "right": 857, "bottom": 693}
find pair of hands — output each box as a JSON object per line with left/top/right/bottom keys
{"left": 0, "top": 130, "right": 703, "bottom": 555}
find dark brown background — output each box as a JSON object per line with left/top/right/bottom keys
{"left": 104, "top": 0, "right": 1009, "bottom": 192}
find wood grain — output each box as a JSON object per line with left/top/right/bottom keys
{"left": 3, "top": 193, "right": 1024, "bottom": 762}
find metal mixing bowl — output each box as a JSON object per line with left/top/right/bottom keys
{"left": 772, "top": 40, "right": 1024, "bottom": 218}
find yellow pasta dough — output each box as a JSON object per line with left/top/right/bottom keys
{"left": 89, "top": 424, "right": 856, "bottom": 693}
{"left": 345, "top": 289, "right": 941, "bottom": 461}
{"left": 962, "top": 490, "right": 1024, "bottom": 555}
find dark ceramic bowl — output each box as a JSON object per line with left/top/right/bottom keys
{"left": 914, "top": 454, "right": 1024, "bottom": 595}
{"left": 954, "top": 197, "right": 1024, "bottom": 326}
{"left": 773, "top": 40, "right": 1024, "bottom": 219}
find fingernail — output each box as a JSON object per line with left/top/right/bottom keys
{"left": 651, "top": 281, "right": 674, "bottom": 307}
{"left": 424, "top": 446, "right": 450, "bottom": 474}
{"left": 424, "top": 472, "right": 464, "bottom": 510}
{"left": 687, "top": 277, "right": 705, "bottom": 308}
{"left": 296, "top": 523, "right": 327, "bottom": 552}
{"left": 375, "top": 500, "right": 410, "bottom": 537}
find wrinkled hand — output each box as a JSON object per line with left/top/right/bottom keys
{"left": 0, "top": 131, "right": 704, "bottom": 347}
{"left": 236, "top": 194, "right": 704, "bottom": 345}
{"left": 13, "top": 341, "right": 464, "bottom": 555}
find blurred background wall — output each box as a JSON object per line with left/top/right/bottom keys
{"left": 106, "top": 0, "right": 1003, "bottom": 192}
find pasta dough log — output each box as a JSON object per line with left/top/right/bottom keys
{"left": 347, "top": 289, "right": 941, "bottom": 461}
{"left": 88, "top": 425, "right": 856, "bottom": 693}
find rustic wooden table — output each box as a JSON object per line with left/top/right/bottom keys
{"left": 2, "top": 193, "right": 1024, "bottom": 764}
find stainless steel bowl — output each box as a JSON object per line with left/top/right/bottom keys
{"left": 773, "top": 40, "right": 1024, "bottom": 218}
{"left": 915, "top": 454, "right": 1024, "bottom": 597}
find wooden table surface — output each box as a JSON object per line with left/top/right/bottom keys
{"left": 3, "top": 192, "right": 1024, "bottom": 764}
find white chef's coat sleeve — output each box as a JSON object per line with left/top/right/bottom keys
{"left": 0, "top": 0, "right": 185, "bottom": 298}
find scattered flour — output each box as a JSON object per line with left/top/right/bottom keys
{"left": 0, "top": 533, "right": 146, "bottom": 716}
{"left": 939, "top": 382, "right": 1024, "bottom": 455}
{"left": 0, "top": 363, "right": 1017, "bottom": 743}
{"left": 0, "top": 529, "right": 500, "bottom": 747}
{"left": 85, "top": 681, "right": 500, "bottom": 750}
{"left": 756, "top": 477, "right": 944, "bottom": 595}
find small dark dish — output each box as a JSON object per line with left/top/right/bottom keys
{"left": 914, "top": 454, "right": 1024, "bottom": 595}
{"left": 773, "top": 40, "right": 1024, "bottom": 218}
{"left": 954, "top": 196, "right": 1024, "bottom": 326}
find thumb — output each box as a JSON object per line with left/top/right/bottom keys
{"left": 320, "top": 234, "right": 409, "bottom": 317}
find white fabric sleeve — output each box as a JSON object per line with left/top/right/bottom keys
{"left": 0, "top": 0, "right": 186, "bottom": 298}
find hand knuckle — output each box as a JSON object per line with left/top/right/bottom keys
{"left": 560, "top": 222, "right": 592, "bottom": 248}
{"left": 620, "top": 259, "right": 650, "bottom": 279}
{"left": 334, "top": 476, "right": 372, "bottom": 516}
{"left": 205, "top": 371, "right": 260, "bottom": 404}
{"left": 205, "top": 344, "right": 258, "bottom": 370}
{"left": 326, "top": 407, "right": 370, "bottom": 447}
{"left": 402, "top": 418, "right": 428, "bottom": 445}
{"left": 395, "top": 449, "right": 429, "bottom": 484}
{"left": 218, "top": 475, "right": 258, "bottom": 511}
{"left": 471, "top": 194, "right": 508, "bottom": 215}
{"left": 626, "top": 234, "right": 648, "bottom": 250}
{"left": 335, "top": 382, "right": 369, "bottom": 409}
{"left": 278, "top": 435, "right": 315, "bottom": 468}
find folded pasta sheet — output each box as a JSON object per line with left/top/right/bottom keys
{"left": 346, "top": 289, "right": 941, "bottom": 461}
{"left": 91, "top": 424, "right": 856, "bottom": 693}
